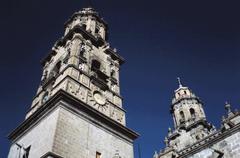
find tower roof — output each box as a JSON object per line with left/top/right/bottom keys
{"left": 79, "top": 7, "right": 99, "bottom": 16}
{"left": 174, "top": 78, "right": 190, "bottom": 93}
{"left": 64, "top": 6, "right": 108, "bottom": 28}
{"left": 172, "top": 78, "right": 198, "bottom": 105}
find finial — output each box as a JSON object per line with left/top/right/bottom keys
{"left": 153, "top": 151, "right": 158, "bottom": 158}
{"left": 168, "top": 127, "right": 172, "bottom": 134}
{"left": 177, "top": 77, "right": 183, "bottom": 88}
{"left": 225, "top": 101, "right": 232, "bottom": 114}
{"left": 164, "top": 137, "right": 169, "bottom": 147}
{"left": 222, "top": 115, "right": 225, "bottom": 121}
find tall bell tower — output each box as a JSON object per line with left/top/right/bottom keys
{"left": 8, "top": 7, "right": 138, "bottom": 158}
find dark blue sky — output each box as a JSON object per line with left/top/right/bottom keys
{"left": 1, "top": 0, "right": 240, "bottom": 157}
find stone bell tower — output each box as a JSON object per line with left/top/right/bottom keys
{"left": 168, "top": 78, "right": 214, "bottom": 150}
{"left": 154, "top": 79, "right": 215, "bottom": 158}
{"left": 171, "top": 78, "right": 208, "bottom": 130}
{"left": 8, "top": 7, "right": 138, "bottom": 158}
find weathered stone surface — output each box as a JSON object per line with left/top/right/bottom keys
{"left": 8, "top": 108, "right": 59, "bottom": 158}
{"left": 155, "top": 82, "right": 240, "bottom": 158}
{"left": 52, "top": 106, "right": 134, "bottom": 158}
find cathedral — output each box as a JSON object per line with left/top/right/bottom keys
{"left": 7, "top": 6, "right": 240, "bottom": 158}
{"left": 153, "top": 79, "right": 240, "bottom": 158}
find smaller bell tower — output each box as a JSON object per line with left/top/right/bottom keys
{"left": 171, "top": 78, "right": 206, "bottom": 129}
{"left": 166, "top": 78, "right": 214, "bottom": 151}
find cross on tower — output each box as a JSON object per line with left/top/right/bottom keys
{"left": 177, "top": 77, "right": 183, "bottom": 88}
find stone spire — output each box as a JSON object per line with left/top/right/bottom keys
{"left": 225, "top": 101, "right": 233, "bottom": 115}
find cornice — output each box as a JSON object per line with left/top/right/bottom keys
{"left": 104, "top": 48, "right": 125, "bottom": 65}
{"left": 177, "top": 123, "right": 240, "bottom": 157}
{"left": 8, "top": 90, "right": 139, "bottom": 142}
{"left": 64, "top": 11, "right": 108, "bottom": 29}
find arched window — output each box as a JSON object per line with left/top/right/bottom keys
{"left": 80, "top": 49, "right": 85, "bottom": 58}
{"left": 82, "top": 24, "right": 87, "bottom": 30}
{"left": 91, "top": 59, "right": 101, "bottom": 71}
{"left": 95, "top": 27, "right": 100, "bottom": 34}
{"left": 190, "top": 108, "right": 196, "bottom": 119}
{"left": 178, "top": 92, "right": 181, "bottom": 97}
{"left": 196, "top": 135, "right": 200, "bottom": 140}
{"left": 50, "top": 61, "right": 61, "bottom": 78}
{"left": 80, "top": 44, "right": 85, "bottom": 58}
{"left": 42, "top": 91, "right": 49, "bottom": 104}
{"left": 63, "top": 51, "right": 70, "bottom": 64}
{"left": 179, "top": 111, "right": 185, "bottom": 123}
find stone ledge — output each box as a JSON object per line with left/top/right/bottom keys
{"left": 8, "top": 89, "right": 139, "bottom": 142}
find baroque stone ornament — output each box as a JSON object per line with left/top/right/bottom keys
{"left": 93, "top": 91, "right": 106, "bottom": 105}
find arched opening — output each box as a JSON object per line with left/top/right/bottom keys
{"left": 90, "top": 59, "right": 108, "bottom": 84}
{"left": 95, "top": 27, "right": 99, "bottom": 34}
{"left": 178, "top": 92, "right": 181, "bottom": 97}
{"left": 179, "top": 111, "right": 185, "bottom": 123}
{"left": 196, "top": 135, "right": 200, "bottom": 140}
{"left": 63, "top": 50, "right": 70, "bottom": 64}
{"left": 91, "top": 59, "right": 101, "bottom": 71}
{"left": 50, "top": 61, "right": 61, "bottom": 78}
{"left": 82, "top": 24, "right": 87, "bottom": 30}
{"left": 80, "top": 44, "right": 86, "bottom": 58}
{"left": 190, "top": 108, "right": 196, "bottom": 119}
{"left": 80, "top": 49, "right": 85, "bottom": 58}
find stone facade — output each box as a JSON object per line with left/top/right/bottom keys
{"left": 154, "top": 79, "right": 240, "bottom": 158}
{"left": 8, "top": 7, "right": 138, "bottom": 158}
{"left": 8, "top": 107, "right": 59, "bottom": 158}
{"left": 52, "top": 104, "right": 134, "bottom": 158}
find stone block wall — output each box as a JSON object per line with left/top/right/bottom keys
{"left": 189, "top": 131, "right": 240, "bottom": 158}
{"left": 52, "top": 105, "right": 134, "bottom": 158}
{"left": 8, "top": 108, "right": 60, "bottom": 158}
